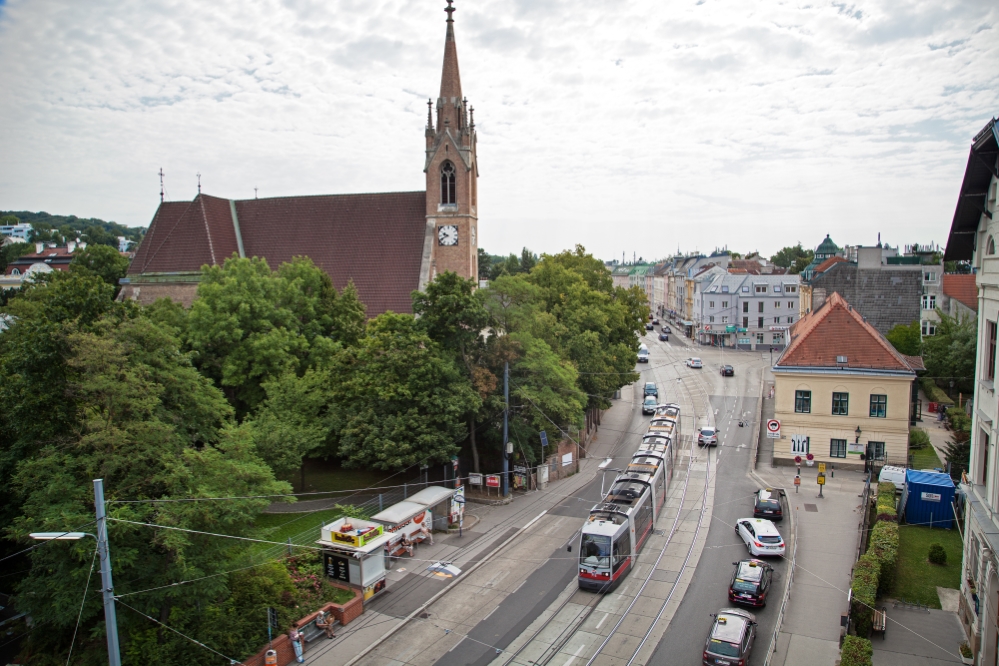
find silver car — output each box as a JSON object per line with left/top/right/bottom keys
{"left": 698, "top": 426, "right": 718, "bottom": 447}
{"left": 702, "top": 608, "right": 757, "bottom": 665}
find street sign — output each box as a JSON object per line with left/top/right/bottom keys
{"left": 469, "top": 473, "right": 482, "bottom": 486}
{"left": 485, "top": 475, "right": 500, "bottom": 488}
{"left": 793, "top": 475, "right": 800, "bottom": 486}
{"left": 766, "top": 419, "right": 781, "bottom": 439}
{"left": 818, "top": 463, "right": 826, "bottom": 473}
{"left": 540, "top": 431, "right": 549, "bottom": 448}
{"left": 794, "top": 455, "right": 802, "bottom": 464}
{"left": 817, "top": 473, "right": 826, "bottom": 485}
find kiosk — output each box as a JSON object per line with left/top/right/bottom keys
{"left": 318, "top": 517, "right": 391, "bottom": 600}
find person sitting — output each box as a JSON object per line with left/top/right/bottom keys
{"left": 314, "top": 611, "right": 336, "bottom": 639}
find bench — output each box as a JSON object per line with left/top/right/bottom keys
{"left": 872, "top": 607, "right": 887, "bottom": 639}
{"left": 295, "top": 606, "right": 339, "bottom": 643}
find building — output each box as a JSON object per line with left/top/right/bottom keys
{"left": 942, "top": 273, "right": 978, "bottom": 321}
{"left": 0, "top": 222, "right": 32, "bottom": 241}
{"left": 119, "top": 4, "right": 479, "bottom": 316}
{"left": 801, "top": 234, "right": 841, "bottom": 280}
{"left": 771, "top": 292, "right": 921, "bottom": 469}
{"left": 610, "top": 265, "right": 631, "bottom": 290}
{"left": 943, "top": 116, "right": 999, "bottom": 666}
{"left": 1, "top": 241, "right": 86, "bottom": 289}
{"left": 799, "top": 245, "right": 922, "bottom": 335}
{"left": 693, "top": 272, "right": 803, "bottom": 349}
{"left": 652, "top": 263, "right": 669, "bottom": 317}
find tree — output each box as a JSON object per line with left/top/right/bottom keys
{"left": 771, "top": 243, "right": 813, "bottom": 270}
{"left": 0, "top": 240, "right": 32, "bottom": 274}
{"left": 327, "top": 313, "right": 480, "bottom": 469}
{"left": 886, "top": 321, "right": 921, "bottom": 356}
{"left": 922, "top": 310, "right": 976, "bottom": 394}
{"left": 69, "top": 243, "right": 131, "bottom": 295}
{"left": 789, "top": 256, "right": 810, "bottom": 275}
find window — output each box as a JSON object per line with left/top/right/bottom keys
{"left": 795, "top": 390, "right": 811, "bottom": 413}
{"left": 758, "top": 302, "right": 764, "bottom": 313}
{"left": 832, "top": 392, "right": 849, "bottom": 415}
{"left": 722, "top": 316, "right": 728, "bottom": 323}
{"left": 758, "top": 317, "right": 764, "bottom": 329}
{"left": 921, "top": 295, "right": 936, "bottom": 310}
{"left": 743, "top": 316, "right": 749, "bottom": 329}
{"left": 870, "top": 394, "right": 887, "bottom": 418}
{"left": 722, "top": 286, "right": 729, "bottom": 293}
{"left": 742, "top": 286, "right": 749, "bottom": 293}
{"left": 921, "top": 320, "right": 936, "bottom": 336}
{"left": 709, "top": 316, "right": 715, "bottom": 323}
{"left": 787, "top": 316, "right": 794, "bottom": 324}
{"left": 989, "top": 236, "right": 996, "bottom": 256}
{"left": 756, "top": 333, "right": 764, "bottom": 343}
{"left": 986, "top": 320, "right": 997, "bottom": 381}
{"left": 772, "top": 332, "right": 783, "bottom": 344}
{"left": 788, "top": 301, "right": 795, "bottom": 309}
{"left": 775, "top": 301, "right": 781, "bottom": 309}
{"left": 709, "top": 301, "right": 715, "bottom": 308}
{"left": 830, "top": 439, "right": 847, "bottom": 458}
{"left": 980, "top": 430, "right": 990, "bottom": 485}
{"left": 755, "top": 285, "right": 766, "bottom": 293}
{"left": 867, "top": 441, "right": 886, "bottom": 460}
{"left": 743, "top": 302, "right": 749, "bottom": 313}
{"left": 787, "top": 285, "right": 797, "bottom": 293}
{"left": 722, "top": 301, "right": 728, "bottom": 308}
{"left": 923, "top": 271, "right": 938, "bottom": 282}
{"left": 440, "top": 161, "right": 456, "bottom": 205}
{"left": 773, "top": 285, "right": 782, "bottom": 293}
{"left": 11, "top": 268, "right": 20, "bottom": 276}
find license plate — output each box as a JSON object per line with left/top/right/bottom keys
{"left": 715, "top": 660, "right": 731, "bottom": 665}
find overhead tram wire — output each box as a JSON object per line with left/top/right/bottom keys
{"left": 116, "top": 599, "right": 244, "bottom": 665}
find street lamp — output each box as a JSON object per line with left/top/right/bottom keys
{"left": 29, "top": 532, "right": 90, "bottom": 540}
{"left": 598, "top": 459, "right": 623, "bottom": 496}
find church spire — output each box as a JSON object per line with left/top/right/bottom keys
{"left": 437, "top": 0, "right": 463, "bottom": 130}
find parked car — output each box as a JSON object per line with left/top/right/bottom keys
{"left": 752, "top": 488, "right": 784, "bottom": 521}
{"left": 728, "top": 559, "right": 773, "bottom": 607}
{"left": 720, "top": 365, "right": 734, "bottom": 376}
{"left": 645, "top": 322, "right": 654, "bottom": 330}
{"left": 659, "top": 331, "right": 669, "bottom": 341}
{"left": 643, "top": 396, "right": 657, "bottom": 415}
{"left": 702, "top": 608, "right": 757, "bottom": 666}
{"left": 735, "top": 518, "right": 785, "bottom": 557}
{"left": 698, "top": 426, "right": 718, "bottom": 447}
{"left": 644, "top": 382, "right": 659, "bottom": 399}
{"left": 686, "top": 357, "right": 703, "bottom": 368}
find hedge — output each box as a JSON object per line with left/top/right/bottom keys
{"left": 840, "top": 635, "right": 874, "bottom": 666}
{"left": 909, "top": 428, "right": 931, "bottom": 450}
{"left": 876, "top": 482, "right": 897, "bottom": 523}
{"left": 947, "top": 406, "right": 971, "bottom": 433}
{"left": 920, "top": 378, "right": 954, "bottom": 407}
{"left": 869, "top": 521, "right": 899, "bottom": 594}
{"left": 850, "top": 553, "right": 879, "bottom": 637}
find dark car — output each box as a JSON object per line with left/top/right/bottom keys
{"left": 728, "top": 559, "right": 773, "bottom": 607}
{"left": 644, "top": 382, "right": 658, "bottom": 399}
{"left": 720, "top": 365, "right": 734, "bottom": 377}
{"left": 653, "top": 318, "right": 660, "bottom": 325}
{"left": 645, "top": 322, "right": 654, "bottom": 330}
{"left": 753, "top": 488, "right": 784, "bottom": 521}
{"left": 642, "top": 396, "right": 657, "bottom": 415}
{"left": 659, "top": 331, "right": 669, "bottom": 341}
{"left": 703, "top": 608, "right": 756, "bottom": 666}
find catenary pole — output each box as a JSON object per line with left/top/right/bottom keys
{"left": 94, "top": 479, "right": 122, "bottom": 666}
{"left": 503, "top": 361, "right": 509, "bottom": 497}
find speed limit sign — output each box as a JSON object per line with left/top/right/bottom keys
{"left": 766, "top": 419, "right": 781, "bottom": 439}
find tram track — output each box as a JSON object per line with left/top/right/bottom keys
{"left": 495, "top": 332, "right": 716, "bottom": 666}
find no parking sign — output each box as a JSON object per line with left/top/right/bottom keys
{"left": 766, "top": 419, "right": 781, "bottom": 439}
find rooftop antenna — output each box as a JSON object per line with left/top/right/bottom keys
{"left": 197, "top": 172, "right": 201, "bottom": 194}
{"left": 254, "top": 187, "right": 258, "bottom": 200}
{"left": 158, "top": 168, "right": 165, "bottom": 202}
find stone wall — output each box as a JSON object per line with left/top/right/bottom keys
{"left": 810, "top": 264, "right": 921, "bottom": 334}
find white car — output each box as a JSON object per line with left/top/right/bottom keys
{"left": 735, "top": 518, "right": 785, "bottom": 557}
{"left": 697, "top": 426, "right": 718, "bottom": 447}
{"left": 686, "top": 357, "right": 703, "bottom": 368}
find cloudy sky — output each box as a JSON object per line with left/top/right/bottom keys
{"left": 1, "top": 0, "right": 997, "bottom": 261}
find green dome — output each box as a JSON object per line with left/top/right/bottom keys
{"left": 815, "top": 234, "right": 840, "bottom": 256}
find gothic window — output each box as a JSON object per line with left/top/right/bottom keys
{"left": 989, "top": 236, "right": 996, "bottom": 255}
{"left": 440, "top": 161, "right": 456, "bottom": 205}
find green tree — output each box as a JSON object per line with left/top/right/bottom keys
{"left": 69, "top": 243, "right": 131, "bottom": 295}
{"left": 922, "top": 310, "right": 976, "bottom": 394}
{"left": 886, "top": 321, "right": 922, "bottom": 356}
{"left": 771, "top": 243, "right": 813, "bottom": 269}
{"left": 0, "top": 240, "right": 32, "bottom": 274}
{"left": 327, "top": 313, "right": 480, "bottom": 469}
{"left": 789, "top": 256, "right": 811, "bottom": 275}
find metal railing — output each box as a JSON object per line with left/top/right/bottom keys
{"left": 763, "top": 517, "right": 798, "bottom": 666}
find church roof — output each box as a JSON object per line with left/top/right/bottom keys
{"left": 129, "top": 191, "right": 428, "bottom": 317}
{"left": 439, "top": 4, "right": 462, "bottom": 103}
{"left": 815, "top": 234, "right": 840, "bottom": 255}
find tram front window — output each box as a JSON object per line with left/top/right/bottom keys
{"left": 580, "top": 534, "right": 612, "bottom": 567}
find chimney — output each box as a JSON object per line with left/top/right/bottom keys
{"left": 67, "top": 240, "right": 76, "bottom": 253}
{"left": 35, "top": 242, "right": 43, "bottom": 253}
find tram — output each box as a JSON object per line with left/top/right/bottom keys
{"left": 576, "top": 403, "right": 680, "bottom": 591}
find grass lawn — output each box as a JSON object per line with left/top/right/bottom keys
{"left": 893, "top": 524, "right": 963, "bottom": 608}
{"left": 279, "top": 458, "right": 401, "bottom": 494}
{"left": 909, "top": 445, "right": 943, "bottom": 470}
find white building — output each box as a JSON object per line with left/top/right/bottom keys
{"left": 943, "top": 116, "right": 999, "bottom": 666}
{"left": 0, "top": 222, "right": 32, "bottom": 240}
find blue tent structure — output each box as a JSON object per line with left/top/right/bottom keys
{"left": 902, "top": 469, "right": 956, "bottom": 529}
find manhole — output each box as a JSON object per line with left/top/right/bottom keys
{"left": 804, "top": 504, "right": 818, "bottom": 512}
{"left": 655, "top": 530, "right": 666, "bottom": 536}
{"left": 419, "top": 612, "right": 431, "bottom": 619}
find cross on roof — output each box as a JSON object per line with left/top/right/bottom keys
{"left": 445, "top": 0, "right": 455, "bottom": 22}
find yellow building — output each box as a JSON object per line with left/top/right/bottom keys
{"left": 772, "top": 292, "right": 922, "bottom": 470}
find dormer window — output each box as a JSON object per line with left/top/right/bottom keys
{"left": 11, "top": 268, "right": 20, "bottom": 276}
{"left": 440, "top": 161, "right": 456, "bottom": 205}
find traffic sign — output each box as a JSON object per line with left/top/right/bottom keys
{"left": 766, "top": 419, "right": 781, "bottom": 439}
{"left": 794, "top": 455, "right": 802, "bottom": 464}
{"left": 817, "top": 473, "right": 826, "bottom": 485}
{"left": 818, "top": 463, "right": 826, "bottom": 473}
{"left": 793, "top": 475, "right": 801, "bottom": 485}
{"left": 540, "top": 431, "right": 549, "bottom": 448}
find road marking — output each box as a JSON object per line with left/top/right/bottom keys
{"left": 524, "top": 510, "right": 548, "bottom": 530}
{"left": 482, "top": 606, "right": 498, "bottom": 622}
{"left": 511, "top": 578, "right": 527, "bottom": 594}
{"left": 448, "top": 636, "right": 466, "bottom": 652}
{"left": 563, "top": 643, "right": 586, "bottom": 666}
{"left": 595, "top": 612, "right": 609, "bottom": 630}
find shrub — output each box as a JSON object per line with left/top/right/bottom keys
{"left": 920, "top": 378, "right": 954, "bottom": 407}
{"left": 909, "top": 428, "right": 931, "bottom": 450}
{"left": 868, "top": 521, "right": 899, "bottom": 594}
{"left": 960, "top": 642, "right": 973, "bottom": 658}
{"left": 840, "top": 635, "right": 874, "bottom": 666}
{"left": 851, "top": 553, "right": 879, "bottom": 637}
{"left": 876, "top": 483, "right": 897, "bottom": 522}
{"left": 928, "top": 542, "right": 947, "bottom": 565}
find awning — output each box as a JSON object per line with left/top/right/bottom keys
{"left": 371, "top": 501, "right": 427, "bottom": 525}
{"left": 681, "top": 320, "right": 693, "bottom": 326}
{"left": 406, "top": 486, "right": 456, "bottom": 507}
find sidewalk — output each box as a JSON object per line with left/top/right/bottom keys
{"left": 299, "top": 385, "right": 640, "bottom": 666}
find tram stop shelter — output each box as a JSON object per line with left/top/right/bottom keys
{"left": 405, "top": 485, "right": 458, "bottom": 531}
{"left": 318, "top": 517, "right": 391, "bottom": 600}
{"left": 370, "top": 500, "right": 434, "bottom": 558}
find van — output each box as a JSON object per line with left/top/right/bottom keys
{"left": 878, "top": 465, "right": 906, "bottom": 489}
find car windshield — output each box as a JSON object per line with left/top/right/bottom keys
{"left": 580, "top": 534, "right": 611, "bottom": 567}
{"left": 732, "top": 579, "right": 758, "bottom": 592}
{"left": 645, "top": 397, "right": 656, "bottom": 405}
{"left": 708, "top": 639, "right": 741, "bottom": 657}
{"left": 757, "top": 498, "right": 781, "bottom": 508}
{"left": 701, "top": 429, "right": 715, "bottom": 436}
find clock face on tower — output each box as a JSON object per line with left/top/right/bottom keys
{"left": 438, "top": 225, "right": 458, "bottom": 246}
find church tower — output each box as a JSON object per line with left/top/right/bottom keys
{"left": 425, "top": 0, "right": 478, "bottom": 282}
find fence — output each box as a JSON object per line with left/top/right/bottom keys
{"left": 763, "top": 521, "right": 798, "bottom": 666}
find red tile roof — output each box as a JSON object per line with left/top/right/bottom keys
{"left": 130, "top": 191, "right": 427, "bottom": 317}
{"left": 777, "top": 292, "right": 919, "bottom": 373}
{"left": 813, "top": 256, "right": 847, "bottom": 274}
{"left": 943, "top": 273, "right": 977, "bottom": 313}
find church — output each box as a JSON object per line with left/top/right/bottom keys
{"left": 119, "top": 2, "right": 479, "bottom": 317}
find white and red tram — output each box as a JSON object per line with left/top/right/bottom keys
{"left": 576, "top": 405, "right": 679, "bottom": 591}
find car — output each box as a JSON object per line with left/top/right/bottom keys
{"left": 645, "top": 322, "right": 654, "bottom": 330}
{"left": 702, "top": 608, "right": 757, "bottom": 666}
{"left": 728, "top": 559, "right": 774, "bottom": 607}
{"left": 664, "top": 326, "right": 672, "bottom": 334}
{"left": 686, "top": 357, "right": 703, "bottom": 368}
{"left": 720, "top": 365, "right": 734, "bottom": 376}
{"left": 735, "top": 518, "right": 785, "bottom": 557}
{"left": 653, "top": 318, "right": 660, "bottom": 325}
{"left": 637, "top": 348, "right": 649, "bottom": 363}
{"left": 753, "top": 488, "right": 784, "bottom": 521}
{"left": 698, "top": 426, "right": 718, "bottom": 447}
{"left": 642, "top": 396, "right": 657, "bottom": 415}
{"left": 644, "top": 382, "right": 658, "bottom": 399}
{"left": 659, "top": 331, "right": 669, "bottom": 341}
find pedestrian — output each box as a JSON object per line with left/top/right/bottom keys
{"left": 288, "top": 628, "right": 305, "bottom": 663}
{"left": 315, "top": 610, "right": 336, "bottom": 639}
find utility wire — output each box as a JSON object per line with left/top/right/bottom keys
{"left": 0, "top": 521, "right": 97, "bottom": 564}
{"left": 66, "top": 545, "right": 99, "bottom": 666}
{"left": 116, "top": 598, "right": 244, "bottom": 665}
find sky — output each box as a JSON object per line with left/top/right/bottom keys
{"left": 1, "top": 0, "right": 997, "bottom": 262}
